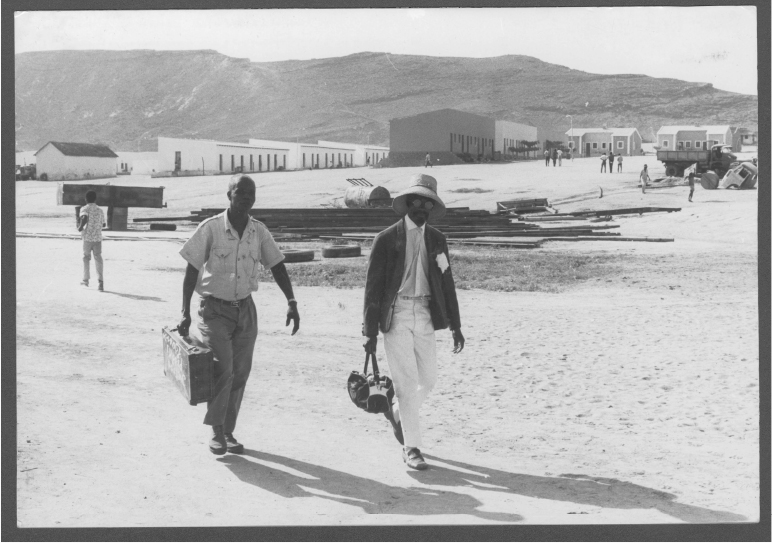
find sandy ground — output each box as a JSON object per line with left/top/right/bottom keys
{"left": 15, "top": 155, "right": 760, "bottom": 527}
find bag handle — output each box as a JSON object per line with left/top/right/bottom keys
{"left": 364, "top": 352, "right": 381, "bottom": 379}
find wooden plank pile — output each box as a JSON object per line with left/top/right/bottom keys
{"left": 134, "top": 205, "right": 678, "bottom": 248}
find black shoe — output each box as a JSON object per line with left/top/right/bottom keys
{"left": 209, "top": 425, "right": 226, "bottom": 455}
{"left": 384, "top": 406, "right": 404, "bottom": 445}
{"left": 224, "top": 433, "right": 244, "bottom": 454}
{"left": 98, "top": 281, "right": 104, "bottom": 292}
{"left": 402, "top": 447, "right": 428, "bottom": 470}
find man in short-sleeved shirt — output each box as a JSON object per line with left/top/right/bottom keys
{"left": 79, "top": 190, "right": 106, "bottom": 290}
{"left": 178, "top": 174, "right": 300, "bottom": 455}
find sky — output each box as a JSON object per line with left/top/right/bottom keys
{"left": 14, "top": 6, "right": 759, "bottom": 95}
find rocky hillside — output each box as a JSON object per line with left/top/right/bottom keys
{"left": 15, "top": 50, "right": 758, "bottom": 151}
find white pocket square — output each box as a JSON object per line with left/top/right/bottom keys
{"left": 436, "top": 253, "right": 449, "bottom": 273}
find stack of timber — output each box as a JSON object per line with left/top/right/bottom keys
{"left": 135, "top": 206, "right": 676, "bottom": 247}
{"left": 496, "top": 198, "right": 554, "bottom": 215}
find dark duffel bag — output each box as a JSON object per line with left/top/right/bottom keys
{"left": 347, "top": 352, "right": 394, "bottom": 414}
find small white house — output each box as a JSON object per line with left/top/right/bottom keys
{"left": 656, "top": 125, "right": 733, "bottom": 151}
{"left": 35, "top": 141, "right": 118, "bottom": 181}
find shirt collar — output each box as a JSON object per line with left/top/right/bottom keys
{"left": 222, "top": 210, "right": 254, "bottom": 238}
{"left": 404, "top": 214, "right": 425, "bottom": 234}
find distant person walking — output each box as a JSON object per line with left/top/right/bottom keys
{"left": 600, "top": 152, "right": 608, "bottom": 173}
{"left": 425, "top": 153, "right": 432, "bottom": 168}
{"left": 544, "top": 149, "right": 550, "bottom": 167}
{"left": 640, "top": 164, "right": 651, "bottom": 194}
{"left": 617, "top": 154, "right": 623, "bottom": 172}
{"left": 78, "top": 190, "right": 106, "bottom": 291}
{"left": 687, "top": 171, "right": 695, "bottom": 202}
{"left": 608, "top": 151, "right": 615, "bottom": 173}
{"left": 551, "top": 148, "right": 557, "bottom": 167}
{"left": 557, "top": 149, "right": 563, "bottom": 166}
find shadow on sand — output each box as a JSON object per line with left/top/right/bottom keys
{"left": 219, "top": 450, "right": 522, "bottom": 522}
{"left": 101, "top": 290, "right": 164, "bottom": 302}
{"left": 409, "top": 455, "right": 747, "bottom": 524}
{"left": 218, "top": 451, "right": 745, "bottom": 523}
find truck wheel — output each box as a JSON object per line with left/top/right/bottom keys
{"left": 700, "top": 171, "right": 719, "bottom": 190}
{"left": 282, "top": 249, "right": 315, "bottom": 263}
{"left": 321, "top": 244, "right": 362, "bottom": 258}
{"left": 665, "top": 165, "right": 678, "bottom": 177}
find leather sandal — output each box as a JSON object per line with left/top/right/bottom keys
{"left": 402, "top": 447, "right": 428, "bottom": 470}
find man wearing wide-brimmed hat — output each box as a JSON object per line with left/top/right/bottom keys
{"left": 363, "top": 173, "right": 465, "bottom": 470}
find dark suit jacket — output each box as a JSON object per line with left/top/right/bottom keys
{"left": 363, "top": 218, "right": 461, "bottom": 337}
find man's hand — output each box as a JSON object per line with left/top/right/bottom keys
{"left": 178, "top": 314, "right": 192, "bottom": 338}
{"left": 452, "top": 329, "right": 465, "bottom": 354}
{"left": 286, "top": 301, "right": 300, "bottom": 335}
{"left": 363, "top": 335, "right": 377, "bottom": 355}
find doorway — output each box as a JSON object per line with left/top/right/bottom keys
{"left": 585, "top": 143, "right": 591, "bottom": 156}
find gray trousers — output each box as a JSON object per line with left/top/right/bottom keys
{"left": 197, "top": 296, "right": 257, "bottom": 432}
{"left": 82, "top": 240, "right": 103, "bottom": 282}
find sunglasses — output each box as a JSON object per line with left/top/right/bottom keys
{"left": 410, "top": 198, "right": 435, "bottom": 210}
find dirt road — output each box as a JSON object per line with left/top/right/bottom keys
{"left": 15, "top": 156, "right": 760, "bottom": 526}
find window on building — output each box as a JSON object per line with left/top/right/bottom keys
{"left": 617, "top": 141, "right": 623, "bottom": 149}
{"left": 662, "top": 141, "right": 669, "bottom": 148}
{"left": 592, "top": 142, "right": 598, "bottom": 149}
{"left": 601, "top": 143, "right": 607, "bottom": 149}
{"left": 685, "top": 141, "right": 691, "bottom": 148}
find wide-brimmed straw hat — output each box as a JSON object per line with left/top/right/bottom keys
{"left": 392, "top": 174, "right": 446, "bottom": 221}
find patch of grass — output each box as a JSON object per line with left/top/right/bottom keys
{"left": 264, "top": 242, "right": 625, "bottom": 292}
{"left": 449, "top": 248, "right": 625, "bottom": 293}
{"left": 448, "top": 187, "right": 493, "bottom": 193}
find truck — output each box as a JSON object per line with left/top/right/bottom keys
{"left": 15, "top": 164, "right": 36, "bottom": 181}
{"left": 656, "top": 144, "right": 736, "bottom": 178}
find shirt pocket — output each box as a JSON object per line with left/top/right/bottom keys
{"left": 247, "top": 245, "right": 261, "bottom": 287}
{"left": 210, "top": 244, "right": 233, "bottom": 274}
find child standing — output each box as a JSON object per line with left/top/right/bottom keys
{"left": 79, "top": 190, "right": 106, "bottom": 291}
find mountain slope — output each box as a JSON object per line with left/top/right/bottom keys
{"left": 14, "top": 50, "right": 758, "bottom": 151}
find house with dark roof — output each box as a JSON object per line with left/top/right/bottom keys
{"left": 35, "top": 141, "right": 118, "bottom": 181}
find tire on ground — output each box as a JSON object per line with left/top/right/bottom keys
{"left": 665, "top": 165, "right": 679, "bottom": 177}
{"left": 321, "top": 244, "right": 362, "bottom": 258}
{"left": 150, "top": 223, "right": 177, "bottom": 231}
{"left": 282, "top": 249, "right": 315, "bottom": 263}
{"left": 700, "top": 171, "right": 719, "bottom": 190}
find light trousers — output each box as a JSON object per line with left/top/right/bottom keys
{"left": 82, "top": 240, "right": 104, "bottom": 282}
{"left": 383, "top": 298, "right": 437, "bottom": 449}
{"left": 197, "top": 296, "right": 257, "bottom": 433}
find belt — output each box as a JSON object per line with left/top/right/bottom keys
{"left": 399, "top": 295, "right": 431, "bottom": 301}
{"left": 206, "top": 295, "right": 251, "bottom": 307}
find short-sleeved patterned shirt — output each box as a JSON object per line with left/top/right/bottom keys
{"left": 79, "top": 203, "right": 105, "bottom": 242}
{"left": 179, "top": 211, "right": 285, "bottom": 301}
